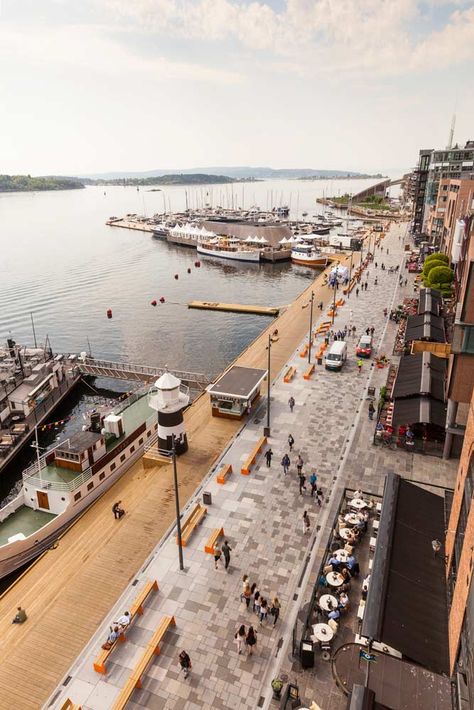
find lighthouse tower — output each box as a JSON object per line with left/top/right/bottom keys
{"left": 148, "top": 372, "right": 189, "bottom": 455}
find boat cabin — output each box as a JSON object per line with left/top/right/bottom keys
{"left": 207, "top": 366, "right": 267, "bottom": 419}
{"left": 54, "top": 430, "right": 106, "bottom": 472}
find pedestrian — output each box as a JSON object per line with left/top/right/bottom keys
{"left": 296, "top": 454, "right": 303, "bottom": 474}
{"left": 316, "top": 487, "right": 324, "bottom": 506}
{"left": 281, "top": 452, "right": 290, "bottom": 475}
{"left": 357, "top": 358, "right": 363, "bottom": 374}
{"left": 386, "top": 248, "right": 389, "bottom": 254}
{"left": 112, "top": 501, "right": 125, "bottom": 520}
{"left": 271, "top": 597, "right": 281, "bottom": 626}
{"left": 222, "top": 539, "right": 232, "bottom": 570}
{"left": 213, "top": 542, "right": 222, "bottom": 569}
{"left": 179, "top": 650, "right": 192, "bottom": 679}
{"left": 298, "top": 472, "right": 307, "bottom": 495}
{"left": 11, "top": 606, "right": 27, "bottom": 624}
{"left": 370, "top": 326, "right": 375, "bottom": 336}
{"left": 383, "top": 308, "right": 388, "bottom": 317}
{"left": 246, "top": 626, "right": 257, "bottom": 656}
{"left": 356, "top": 287, "right": 359, "bottom": 297}
{"left": 375, "top": 261, "right": 378, "bottom": 268}
{"left": 252, "top": 584, "right": 261, "bottom": 615}
{"left": 288, "top": 396, "right": 295, "bottom": 413}
{"left": 352, "top": 325, "right": 356, "bottom": 337}
{"left": 318, "top": 301, "right": 323, "bottom": 310}
{"left": 404, "top": 278, "right": 408, "bottom": 286}
{"left": 365, "top": 282, "right": 368, "bottom": 291}
{"left": 235, "top": 624, "right": 246, "bottom": 654}
{"left": 303, "top": 510, "right": 311, "bottom": 533}
{"left": 381, "top": 262, "right": 385, "bottom": 270}
{"left": 324, "top": 334, "right": 329, "bottom": 345}
{"left": 265, "top": 448, "right": 273, "bottom": 467}
{"left": 259, "top": 598, "right": 268, "bottom": 625}
{"left": 368, "top": 402, "right": 375, "bottom": 420}
{"left": 241, "top": 575, "right": 250, "bottom": 602}
{"left": 374, "top": 277, "right": 378, "bottom": 286}
{"left": 288, "top": 434, "right": 294, "bottom": 452}
{"left": 309, "top": 471, "right": 317, "bottom": 496}
{"left": 365, "top": 327, "right": 370, "bottom": 335}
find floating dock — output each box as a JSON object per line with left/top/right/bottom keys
{"left": 188, "top": 301, "right": 280, "bottom": 316}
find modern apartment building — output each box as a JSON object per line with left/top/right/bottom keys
{"left": 411, "top": 148, "right": 432, "bottom": 235}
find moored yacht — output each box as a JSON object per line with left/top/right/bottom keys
{"left": 291, "top": 242, "right": 328, "bottom": 267}
{"left": 197, "top": 237, "right": 260, "bottom": 263}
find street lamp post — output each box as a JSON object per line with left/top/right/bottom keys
{"left": 348, "top": 251, "right": 354, "bottom": 297}
{"left": 264, "top": 334, "right": 271, "bottom": 437}
{"left": 308, "top": 291, "right": 314, "bottom": 364}
{"left": 172, "top": 434, "right": 184, "bottom": 571}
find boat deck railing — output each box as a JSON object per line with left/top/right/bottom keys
{"left": 25, "top": 465, "right": 94, "bottom": 493}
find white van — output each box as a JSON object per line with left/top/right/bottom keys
{"left": 324, "top": 340, "right": 348, "bottom": 371}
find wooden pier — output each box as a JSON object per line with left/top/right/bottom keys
{"left": 188, "top": 301, "right": 280, "bottom": 316}
{"left": 0, "top": 253, "right": 356, "bottom": 710}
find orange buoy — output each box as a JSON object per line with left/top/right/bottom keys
{"left": 159, "top": 296, "right": 165, "bottom": 303}
{"left": 151, "top": 300, "right": 157, "bottom": 306}
{"left": 107, "top": 308, "right": 112, "bottom": 319}
{"left": 174, "top": 274, "right": 179, "bottom": 280}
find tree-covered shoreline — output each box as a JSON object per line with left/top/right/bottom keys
{"left": 0, "top": 175, "right": 85, "bottom": 192}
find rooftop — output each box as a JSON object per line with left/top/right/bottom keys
{"left": 56, "top": 430, "right": 102, "bottom": 455}
{"left": 207, "top": 365, "right": 267, "bottom": 399}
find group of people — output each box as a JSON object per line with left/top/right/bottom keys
{"left": 280, "top": 447, "right": 323, "bottom": 506}
{"left": 102, "top": 610, "right": 131, "bottom": 649}
{"left": 240, "top": 575, "right": 281, "bottom": 630}
{"left": 212, "top": 539, "right": 232, "bottom": 570}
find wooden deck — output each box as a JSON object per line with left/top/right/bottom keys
{"left": 187, "top": 301, "right": 280, "bottom": 316}
{"left": 0, "top": 253, "right": 355, "bottom": 709}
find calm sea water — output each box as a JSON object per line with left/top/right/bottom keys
{"left": 0, "top": 177, "right": 380, "bottom": 496}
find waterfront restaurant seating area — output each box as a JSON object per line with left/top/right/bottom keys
{"left": 303, "top": 488, "right": 383, "bottom": 662}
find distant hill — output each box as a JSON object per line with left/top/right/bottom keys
{"left": 0, "top": 175, "right": 85, "bottom": 192}
{"left": 79, "top": 166, "right": 384, "bottom": 181}
{"left": 83, "top": 173, "right": 258, "bottom": 187}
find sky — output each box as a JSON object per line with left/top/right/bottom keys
{"left": 0, "top": 0, "right": 473, "bottom": 176}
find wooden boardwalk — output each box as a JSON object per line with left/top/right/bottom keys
{"left": 0, "top": 255, "right": 354, "bottom": 710}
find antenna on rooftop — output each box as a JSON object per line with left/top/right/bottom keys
{"left": 447, "top": 113, "right": 456, "bottom": 149}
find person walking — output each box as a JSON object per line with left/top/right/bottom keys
{"left": 370, "top": 326, "right": 375, "bottom": 336}
{"left": 235, "top": 625, "right": 246, "bottom": 654}
{"left": 298, "top": 472, "right": 307, "bottom": 495}
{"left": 368, "top": 402, "right": 375, "bottom": 420}
{"left": 356, "top": 287, "right": 359, "bottom": 297}
{"left": 318, "top": 301, "right": 323, "bottom": 311}
{"left": 352, "top": 325, "right": 356, "bottom": 337}
{"left": 309, "top": 471, "right": 317, "bottom": 497}
{"left": 178, "top": 650, "right": 192, "bottom": 679}
{"left": 383, "top": 307, "right": 388, "bottom": 317}
{"left": 259, "top": 598, "right": 268, "bottom": 626}
{"left": 374, "top": 277, "right": 378, "bottom": 286}
{"left": 265, "top": 448, "right": 273, "bottom": 467}
{"left": 271, "top": 598, "right": 281, "bottom": 626}
{"left": 253, "top": 585, "right": 261, "bottom": 616}
{"left": 303, "top": 510, "right": 311, "bottom": 534}
{"left": 357, "top": 358, "right": 363, "bottom": 374}
{"left": 288, "top": 433, "right": 294, "bottom": 452}
{"left": 246, "top": 626, "right": 257, "bottom": 655}
{"left": 222, "top": 539, "right": 232, "bottom": 570}
{"left": 241, "top": 575, "right": 250, "bottom": 602}
{"left": 296, "top": 454, "right": 304, "bottom": 475}
{"left": 281, "top": 453, "right": 290, "bottom": 475}
{"left": 213, "top": 542, "right": 222, "bottom": 569}
{"left": 288, "top": 396, "right": 295, "bottom": 413}
{"left": 316, "top": 487, "right": 324, "bottom": 507}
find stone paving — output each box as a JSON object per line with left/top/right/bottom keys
{"left": 48, "top": 222, "right": 458, "bottom": 710}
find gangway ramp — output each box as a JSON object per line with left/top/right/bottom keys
{"left": 76, "top": 357, "right": 212, "bottom": 391}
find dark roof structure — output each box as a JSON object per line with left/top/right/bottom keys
{"left": 391, "top": 353, "right": 446, "bottom": 401}
{"left": 405, "top": 314, "right": 445, "bottom": 343}
{"left": 207, "top": 366, "right": 267, "bottom": 399}
{"left": 391, "top": 396, "right": 447, "bottom": 429}
{"left": 362, "top": 474, "right": 449, "bottom": 676}
{"left": 56, "top": 430, "right": 102, "bottom": 455}
{"left": 418, "top": 288, "right": 442, "bottom": 316}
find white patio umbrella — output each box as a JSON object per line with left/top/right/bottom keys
{"left": 279, "top": 237, "right": 288, "bottom": 244}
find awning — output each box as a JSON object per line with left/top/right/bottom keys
{"left": 391, "top": 353, "right": 446, "bottom": 401}
{"left": 405, "top": 313, "right": 445, "bottom": 343}
{"left": 362, "top": 474, "right": 449, "bottom": 676}
{"left": 418, "top": 288, "right": 442, "bottom": 316}
{"left": 391, "top": 395, "right": 447, "bottom": 429}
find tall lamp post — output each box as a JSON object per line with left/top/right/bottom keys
{"left": 348, "top": 250, "right": 354, "bottom": 297}
{"left": 264, "top": 334, "right": 271, "bottom": 437}
{"left": 307, "top": 291, "right": 314, "bottom": 363}
{"left": 171, "top": 434, "right": 184, "bottom": 571}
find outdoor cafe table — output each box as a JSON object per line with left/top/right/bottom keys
{"left": 339, "top": 528, "right": 353, "bottom": 541}
{"left": 344, "top": 513, "right": 359, "bottom": 526}
{"left": 334, "top": 549, "right": 349, "bottom": 562}
{"left": 350, "top": 498, "right": 367, "bottom": 510}
{"left": 312, "top": 623, "right": 334, "bottom": 642}
{"left": 319, "top": 594, "right": 338, "bottom": 611}
{"left": 326, "top": 571, "right": 343, "bottom": 588}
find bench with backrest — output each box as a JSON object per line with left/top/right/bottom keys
{"left": 177, "top": 502, "right": 207, "bottom": 546}
{"left": 112, "top": 615, "right": 176, "bottom": 710}
{"left": 303, "top": 363, "right": 315, "bottom": 380}
{"left": 216, "top": 463, "right": 232, "bottom": 484}
{"left": 204, "top": 527, "right": 224, "bottom": 554}
{"left": 283, "top": 366, "right": 296, "bottom": 383}
{"left": 93, "top": 580, "right": 159, "bottom": 674}
{"left": 299, "top": 344, "right": 309, "bottom": 358}
{"left": 60, "top": 700, "right": 81, "bottom": 710}
{"left": 241, "top": 435, "right": 267, "bottom": 475}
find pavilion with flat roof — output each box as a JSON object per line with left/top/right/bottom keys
{"left": 207, "top": 365, "right": 267, "bottom": 418}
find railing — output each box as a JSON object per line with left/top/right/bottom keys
{"left": 22, "top": 439, "right": 68, "bottom": 480}
{"left": 76, "top": 357, "right": 212, "bottom": 389}
{"left": 0, "top": 495, "right": 24, "bottom": 523}
{"left": 25, "top": 465, "right": 94, "bottom": 493}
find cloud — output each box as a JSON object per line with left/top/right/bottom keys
{"left": 102, "top": 0, "right": 474, "bottom": 77}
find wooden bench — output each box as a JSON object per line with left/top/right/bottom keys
{"left": 93, "top": 580, "right": 159, "bottom": 674}
{"left": 283, "top": 366, "right": 296, "bottom": 383}
{"left": 241, "top": 435, "right": 267, "bottom": 475}
{"left": 299, "top": 344, "right": 309, "bottom": 358}
{"left": 112, "top": 616, "right": 176, "bottom": 710}
{"left": 336, "top": 298, "right": 345, "bottom": 307}
{"left": 303, "top": 363, "right": 315, "bottom": 380}
{"left": 216, "top": 463, "right": 232, "bottom": 484}
{"left": 178, "top": 502, "right": 207, "bottom": 546}
{"left": 60, "top": 700, "right": 81, "bottom": 710}
{"left": 204, "top": 527, "right": 224, "bottom": 554}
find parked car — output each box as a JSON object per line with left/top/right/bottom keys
{"left": 356, "top": 334, "right": 373, "bottom": 358}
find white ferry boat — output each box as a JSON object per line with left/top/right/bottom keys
{"left": 197, "top": 237, "right": 261, "bottom": 263}
{"left": 0, "top": 388, "right": 164, "bottom": 579}
{"left": 291, "top": 242, "right": 328, "bottom": 268}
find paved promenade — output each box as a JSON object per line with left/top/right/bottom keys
{"left": 49, "top": 222, "right": 457, "bottom": 710}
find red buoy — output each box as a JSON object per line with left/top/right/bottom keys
{"left": 159, "top": 296, "right": 165, "bottom": 303}
{"left": 195, "top": 261, "right": 201, "bottom": 268}
{"left": 151, "top": 300, "right": 157, "bottom": 307}
{"left": 174, "top": 274, "right": 179, "bottom": 280}
{"left": 187, "top": 268, "right": 191, "bottom": 274}
{"left": 107, "top": 308, "right": 112, "bottom": 319}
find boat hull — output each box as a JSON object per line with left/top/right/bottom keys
{"left": 291, "top": 256, "right": 328, "bottom": 267}
{"left": 197, "top": 245, "right": 260, "bottom": 262}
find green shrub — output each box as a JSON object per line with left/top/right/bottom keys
{"left": 423, "top": 259, "right": 446, "bottom": 277}
{"left": 424, "top": 252, "right": 449, "bottom": 265}
{"left": 427, "top": 265, "right": 454, "bottom": 287}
